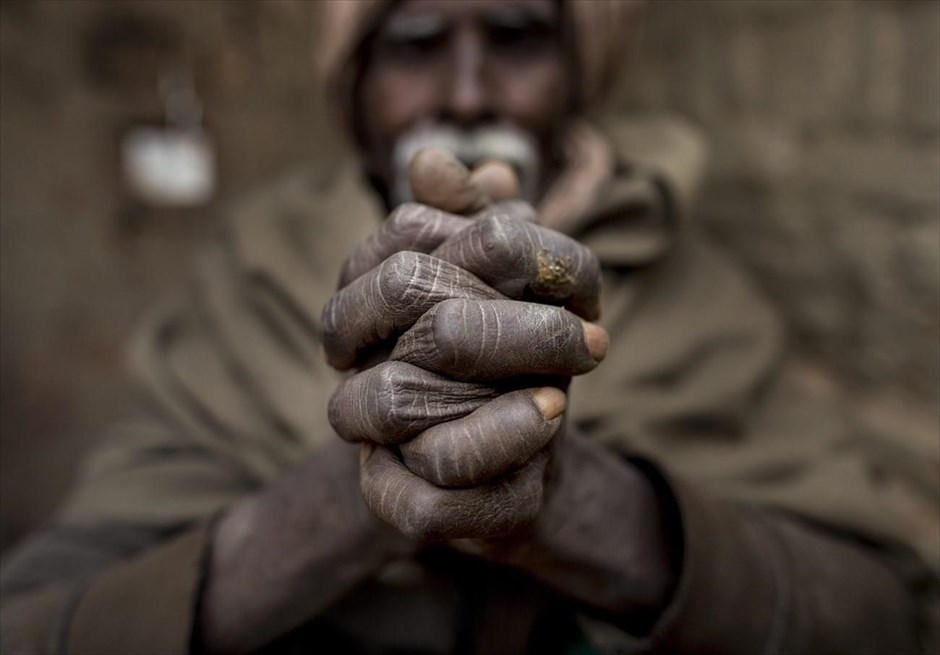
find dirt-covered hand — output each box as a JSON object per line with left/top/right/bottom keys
{"left": 321, "top": 148, "right": 602, "bottom": 370}
{"left": 356, "top": 386, "right": 566, "bottom": 541}
{"left": 322, "top": 147, "right": 607, "bottom": 542}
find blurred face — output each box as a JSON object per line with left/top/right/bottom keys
{"left": 356, "top": 0, "right": 571, "bottom": 205}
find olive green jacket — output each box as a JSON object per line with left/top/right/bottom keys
{"left": 1, "top": 116, "right": 936, "bottom": 654}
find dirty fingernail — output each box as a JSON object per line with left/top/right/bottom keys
{"left": 532, "top": 387, "right": 566, "bottom": 420}
{"left": 582, "top": 321, "right": 609, "bottom": 362}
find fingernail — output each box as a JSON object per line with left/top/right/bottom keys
{"left": 532, "top": 387, "right": 566, "bottom": 420}
{"left": 581, "top": 321, "right": 609, "bottom": 362}
{"left": 360, "top": 443, "right": 375, "bottom": 465}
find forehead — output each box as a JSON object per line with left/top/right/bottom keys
{"left": 390, "top": 0, "right": 557, "bottom": 21}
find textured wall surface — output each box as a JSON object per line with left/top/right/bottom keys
{"left": 1, "top": 0, "right": 937, "bottom": 550}
{"left": 617, "top": 0, "right": 939, "bottom": 417}
{"left": 0, "top": 0, "right": 334, "bottom": 549}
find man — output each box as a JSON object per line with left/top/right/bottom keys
{"left": 1, "top": 1, "right": 936, "bottom": 653}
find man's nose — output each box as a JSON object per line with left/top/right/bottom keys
{"left": 443, "top": 26, "right": 493, "bottom": 125}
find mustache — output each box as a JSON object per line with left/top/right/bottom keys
{"left": 391, "top": 121, "right": 540, "bottom": 206}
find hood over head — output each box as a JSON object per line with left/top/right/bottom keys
{"left": 314, "top": 0, "right": 642, "bottom": 141}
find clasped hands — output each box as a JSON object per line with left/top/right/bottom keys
{"left": 198, "top": 150, "right": 669, "bottom": 653}
{"left": 321, "top": 148, "right": 608, "bottom": 544}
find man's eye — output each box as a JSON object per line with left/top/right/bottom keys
{"left": 485, "top": 23, "right": 554, "bottom": 55}
{"left": 381, "top": 33, "right": 447, "bottom": 62}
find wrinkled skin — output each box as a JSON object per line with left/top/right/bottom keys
{"left": 197, "top": 150, "right": 675, "bottom": 655}
{"left": 323, "top": 148, "right": 603, "bottom": 538}
{"left": 323, "top": 148, "right": 674, "bottom": 616}
{"left": 337, "top": 0, "right": 615, "bottom": 545}
{"left": 198, "top": 2, "right": 674, "bottom": 652}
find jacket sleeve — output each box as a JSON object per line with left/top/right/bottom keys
{"left": 577, "top": 460, "right": 928, "bottom": 654}
{"left": 0, "top": 521, "right": 211, "bottom": 655}
{"left": 569, "top": 232, "right": 938, "bottom": 653}
{"left": 0, "top": 412, "right": 256, "bottom": 655}
{"left": 0, "top": 168, "right": 374, "bottom": 655}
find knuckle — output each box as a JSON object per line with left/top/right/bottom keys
{"left": 373, "top": 362, "right": 407, "bottom": 425}
{"left": 477, "top": 213, "right": 526, "bottom": 260}
{"left": 402, "top": 433, "right": 462, "bottom": 487}
{"left": 378, "top": 250, "right": 421, "bottom": 298}
{"left": 417, "top": 442, "right": 456, "bottom": 486}
{"left": 386, "top": 203, "right": 426, "bottom": 237}
{"left": 425, "top": 298, "right": 472, "bottom": 356}
{"left": 374, "top": 359, "right": 404, "bottom": 394}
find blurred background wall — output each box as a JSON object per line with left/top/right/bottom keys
{"left": 1, "top": 0, "right": 937, "bottom": 551}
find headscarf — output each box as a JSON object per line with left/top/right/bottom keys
{"left": 314, "top": 0, "right": 641, "bottom": 136}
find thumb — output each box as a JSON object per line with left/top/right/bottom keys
{"left": 469, "top": 160, "right": 519, "bottom": 204}
{"left": 409, "top": 148, "right": 520, "bottom": 215}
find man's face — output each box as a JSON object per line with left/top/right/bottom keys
{"left": 356, "top": 0, "right": 570, "bottom": 205}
